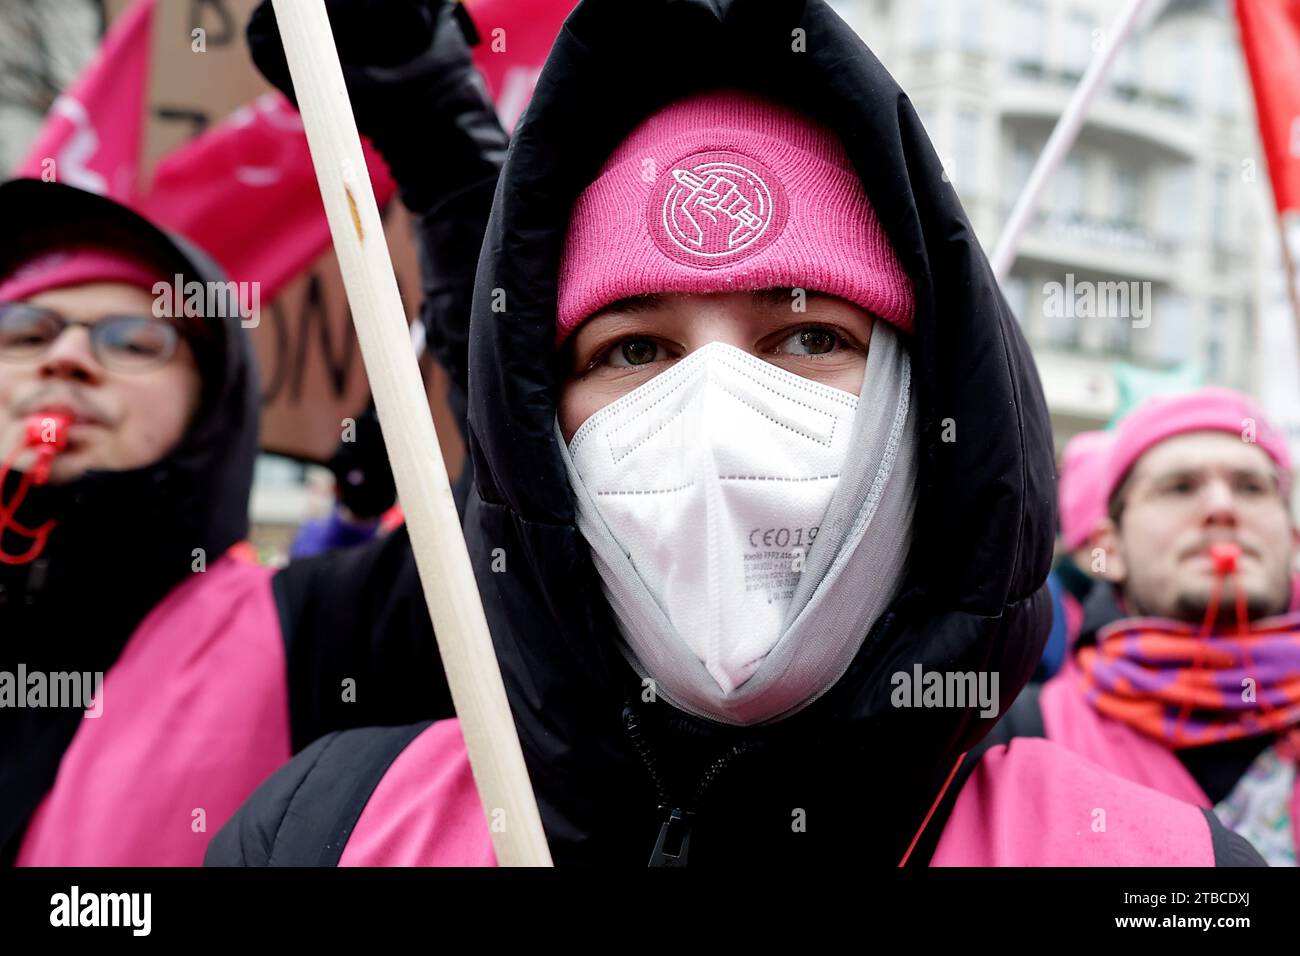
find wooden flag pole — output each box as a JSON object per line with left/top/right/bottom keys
{"left": 269, "top": 0, "right": 552, "bottom": 867}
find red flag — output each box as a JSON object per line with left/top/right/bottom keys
{"left": 12, "top": 0, "right": 153, "bottom": 203}
{"left": 1236, "top": 0, "right": 1300, "bottom": 213}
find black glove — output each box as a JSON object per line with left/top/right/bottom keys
{"left": 328, "top": 402, "right": 398, "bottom": 520}
{"left": 246, "top": 0, "right": 507, "bottom": 214}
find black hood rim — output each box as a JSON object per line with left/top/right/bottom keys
{"left": 466, "top": 0, "right": 1054, "bottom": 622}
{"left": 461, "top": 0, "right": 1058, "bottom": 861}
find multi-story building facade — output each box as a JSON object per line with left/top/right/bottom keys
{"left": 830, "top": 0, "right": 1277, "bottom": 440}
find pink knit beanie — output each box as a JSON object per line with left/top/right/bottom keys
{"left": 0, "top": 245, "right": 165, "bottom": 303}
{"left": 1058, "top": 430, "right": 1113, "bottom": 551}
{"left": 1104, "top": 387, "right": 1293, "bottom": 506}
{"left": 556, "top": 88, "right": 914, "bottom": 345}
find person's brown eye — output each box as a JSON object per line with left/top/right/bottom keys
{"left": 609, "top": 337, "right": 660, "bottom": 367}
{"left": 776, "top": 327, "right": 842, "bottom": 356}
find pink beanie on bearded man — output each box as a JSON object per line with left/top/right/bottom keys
{"left": 556, "top": 88, "right": 914, "bottom": 345}
{"left": 1104, "top": 387, "right": 1298, "bottom": 612}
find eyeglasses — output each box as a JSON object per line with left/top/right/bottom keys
{"left": 0, "top": 302, "right": 181, "bottom": 373}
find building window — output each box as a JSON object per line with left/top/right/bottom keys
{"left": 1061, "top": 10, "right": 1097, "bottom": 82}
{"left": 1159, "top": 164, "right": 1194, "bottom": 239}
{"left": 958, "top": 0, "right": 984, "bottom": 53}
{"left": 1055, "top": 155, "right": 1088, "bottom": 222}
{"left": 1008, "top": 0, "right": 1046, "bottom": 73}
{"left": 1008, "top": 138, "right": 1035, "bottom": 207}
{"left": 1044, "top": 275, "right": 1080, "bottom": 349}
{"left": 1045, "top": 310, "right": 1079, "bottom": 349}
{"left": 1104, "top": 313, "right": 1133, "bottom": 356}
{"left": 1110, "top": 163, "right": 1142, "bottom": 228}
{"left": 1205, "top": 301, "right": 1229, "bottom": 380}
{"left": 254, "top": 454, "right": 309, "bottom": 486}
{"left": 1112, "top": 34, "right": 1142, "bottom": 99}
{"left": 1165, "top": 34, "right": 1200, "bottom": 112}
{"left": 1000, "top": 275, "right": 1030, "bottom": 327}
{"left": 1154, "top": 293, "right": 1191, "bottom": 366}
{"left": 1214, "top": 36, "right": 1239, "bottom": 117}
{"left": 1210, "top": 165, "right": 1232, "bottom": 251}
{"left": 914, "top": 0, "right": 943, "bottom": 52}
{"left": 952, "top": 108, "right": 980, "bottom": 193}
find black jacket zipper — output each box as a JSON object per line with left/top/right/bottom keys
{"left": 622, "top": 703, "right": 757, "bottom": 866}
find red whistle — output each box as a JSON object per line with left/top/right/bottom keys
{"left": 1207, "top": 541, "right": 1241, "bottom": 576}
{"left": 22, "top": 409, "right": 73, "bottom": 484}
{"left": 0, "top": 409, "right": 73, "bottom": 564}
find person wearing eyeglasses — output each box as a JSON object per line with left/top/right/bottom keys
{"left": 0, "top": 0, "right": 504, "bottom": 869}
{"left": 0, "top": 179, "right": 274, "bottom": 867}
{"left": 0, "top": 283, "right": 207, "bottom": 483}
{"left": 1, "top": 0, "right": 506, "bottom": 867}
{"left": 0, "top": 180, "right": 438, "bottom": 867}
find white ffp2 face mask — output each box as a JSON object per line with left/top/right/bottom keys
{"left": 558, "top": 325, "right": 917, "bottom": 726}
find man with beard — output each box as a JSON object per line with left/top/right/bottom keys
{"left": 989, "top": 388, "right": 1299, "bottom": 865}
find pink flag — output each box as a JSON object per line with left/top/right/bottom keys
{"left": 14, "top": 0, "right": 570, "bottom": 296}
{"left": 11, "top": 0, "right": 396, "bottom": 302}
{"left": 143, "top": 93, "right": 396, "bottom": 300}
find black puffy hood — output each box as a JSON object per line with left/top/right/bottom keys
{"left": 0, "top": 178, "right": 261, "bottom": 860}
{"left": 463, "top": 0, "right": 1056, "bottom": 865}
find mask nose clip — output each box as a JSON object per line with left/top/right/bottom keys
{"left": 0, "top": 410, "right": 73, "bottom": 564}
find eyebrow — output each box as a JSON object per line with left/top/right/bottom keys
{"left": 753, "top": 287, "right": 827, "bottom": 307}
{"left": 1143, "top": 465, "right": 1280, "bottom": 486}
{"left": 595, "top": 293, "right": 668, "bottom": 316}
{"left": 597, "top": 288, "right": 828, "bottom": 316}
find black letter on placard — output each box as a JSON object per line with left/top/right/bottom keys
{"left": 190, "top": 0, "right": 235, "bottom": 46}
{"left": 290, "top": 274, "right": 357, "bottom": 402}
{"left": 259, "top": 299, "right": 292, "bottom": 405}
{"left": 153, "top": 107, "right": 209, "bottom": 141}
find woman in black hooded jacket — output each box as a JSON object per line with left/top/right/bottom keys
{"left": 209, "top": 0, "right": 1262, "bottom": 867}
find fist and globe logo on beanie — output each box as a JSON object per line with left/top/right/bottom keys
{"left": 554, "top": 88, "right": 921, "bottom": 726}
{"left": 652, "top": 150, "right": 787, "bottom": 266}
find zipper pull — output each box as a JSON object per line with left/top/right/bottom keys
{"left": 648, "top": 807, "right": 694, "bottom": 867}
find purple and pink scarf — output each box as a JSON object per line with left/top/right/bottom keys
{"left": 1076, "top": 609, "right": 1300, "bottom": 750}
